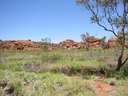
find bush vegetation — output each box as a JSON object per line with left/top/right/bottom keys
{"left": 0, "top": 48, "right": 128, "bottom": 96}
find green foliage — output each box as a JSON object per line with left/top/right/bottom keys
{"left": 0, "top": 71, "right": 95, "bottom": 96}
{"left": 0, "top": 49, "right": 128, "bottom": 95}
{"left": 101, "top": 36, "right": 106, "bottom": 42}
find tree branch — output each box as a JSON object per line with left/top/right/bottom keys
{"left": 85, "top": 2, "right": 118, "bottom": 37}
{"left": 115, "top": 7, "right": 121, "bottom": 18}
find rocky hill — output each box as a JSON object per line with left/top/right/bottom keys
{"left": 0, "top": 40, "right": 42, "bottom": 51}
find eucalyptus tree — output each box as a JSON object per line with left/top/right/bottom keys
{"left": 77, "top": 0, "right": 128, "bottom": 70}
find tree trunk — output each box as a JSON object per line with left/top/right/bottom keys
{"left": 116, "top": 36, "right": 125, "bottom": 71}
{"left": 116, "top": 55, "right": 123, "bottom": 71}
{"left": 116, "top": 6, "right": 127, "bottom": 71}
{"left": 116, "top": 27, "right": 126, "bottom": 71}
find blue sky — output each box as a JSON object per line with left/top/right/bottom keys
{"left": 0, "top": 0, "right": 113, "bottom": 43}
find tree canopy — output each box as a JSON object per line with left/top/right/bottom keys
{"left": 77, "top": 0, "right": 128, "bottom": 70}
{"left": 77, "top": 0, "right": 128, "bottom": 37}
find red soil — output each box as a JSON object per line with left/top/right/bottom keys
{"left": 95, "top": 81, "right": 115, "bottom": 96}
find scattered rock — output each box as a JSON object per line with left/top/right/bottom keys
{"left": 109, "top": 81, "right": 116, "bottom": 86}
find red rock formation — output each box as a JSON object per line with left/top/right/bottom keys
{"left": 59, "top": 39, "right": 83, "bottom": 49}
{"left": 0, "top": 40, "right": 42, "bottom": 51}
{"left": 86, "top": 37, "right": 102, "bottom": 48}
{"left": 0, "top": 37, "right": 118, "bottom": 51}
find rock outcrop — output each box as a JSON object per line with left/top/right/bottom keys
{"left": 0, "top": 40, "right": 41, "bottom": 51}
{"left": 86, "top": 37, "right": 102, "bottom": 48}
{"left": 0, "top": 37, "right": 121, "bottom": 51}
{"left": 59, "top": 39, "right": 84, "bottom": 49}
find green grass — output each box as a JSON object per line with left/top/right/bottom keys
{"left": 0, "top": 49, "right": 128, "bottom": 96}
{"left": 0, "top": 49, "right": 106, "bottom": 72}
{"left": 0, "top": 70, "right": 95, "bottom": 96}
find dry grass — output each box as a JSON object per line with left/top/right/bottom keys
{"left": 0, "top": 49, "right": 128, "bottom": 96}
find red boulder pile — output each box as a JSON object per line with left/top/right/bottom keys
{"left": 59, "top": 39, "right": 85, "bottom": 49}
{"left": 0, "top": 40, "right": 41, "bottom": 51}
{"left": 86, "top": 37, "right": 102, "bottom": 48}
{"left": 0, "top": 37, "right": 124, "bottom": 51}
